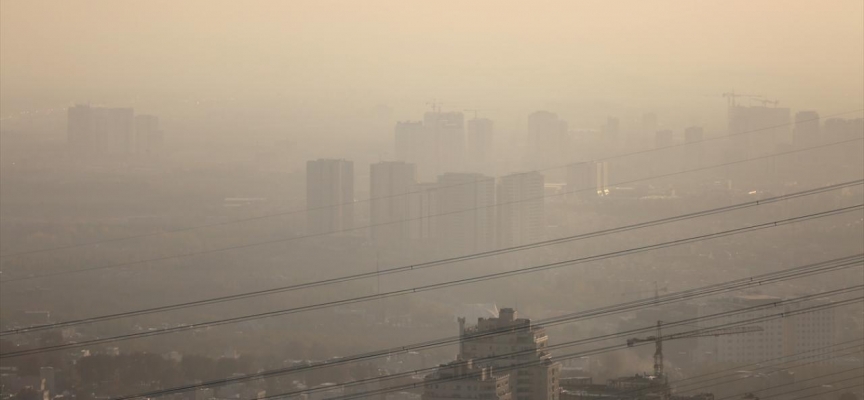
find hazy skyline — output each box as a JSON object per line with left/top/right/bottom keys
{"left": 2, "top": 0, "right": 863, "bottom": 143}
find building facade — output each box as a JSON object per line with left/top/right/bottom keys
{"left": 458, "top": 308, "right": 561, "bottom": 400}
{"left": 497, "top": 172, "right": 545, "bottom": 248}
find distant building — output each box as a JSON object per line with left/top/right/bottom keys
{"left": 423, "top": 358, "right": 511, "bottom": 400}
{"left": 459, "top": 308, "right": 561, "bottom": 400}
{"left": 695, "top": 294, "right": 836, "bottom": 365}
{"left": 467, "top": 118, "right": 495, "bottom": 175}
{"left": 306, "top": 159, "right": 355, "bottom": 235}
{"left": 529, "top": 111, "right": 570, "bottom": 179}
{"left": 565, "top": 162, "right": 609, "bottom": 199}
{"left": 67, "top": 104, "right": 135, "bottom": 154}
{"left": 134, "top": 114, "right": 163, "bottom": 155}
{"left": 405, "top": 182, "right": 440, "bottom": 242}
{"left": 425, "top": 111, "right": 467, "bottom": 176}
{"left": 497, "top": 172, "right": 545, "bottom": 248}
{"left": 435, "top": 173, "right": 496, "bottom": 255}
{"left": 370, "top": 161, "right": 417, "bottom": 246}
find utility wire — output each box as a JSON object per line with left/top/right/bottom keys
{"left": 4, "top": 135, "right": 861, "bottom": 284}
{"left": 3, "top": 109, "right": 858, "bottom": 260}
{"left": 4, "top": 179, "right": 858, "bottom": 335}
{"left": 714, "top": 368, "right": 864, "bottom": 400}
{"left": 258, "top": 297, "right": 863, "bottom": 400}
{"left": 113, "top": 289, "right": 864, "bottom": 399}
{"left": 3, "top": 205, "right": 860, "bottom": 357}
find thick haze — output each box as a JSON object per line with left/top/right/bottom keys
{"left": 1, "top": 1, "right": 863, "bottom": 398}
{"left": 2, "top": 0, "right": 863, "bottom": 142}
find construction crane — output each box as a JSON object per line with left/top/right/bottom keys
{"left": 627, "top": 321, "right": 763, "bottom": 380}
{"left": 721, "top": 91, "right": 763, "bottom": 107}
{"left": 750, "top": 98, "right": 780, "bottom": 108}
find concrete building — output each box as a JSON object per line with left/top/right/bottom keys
{"left": 695, "top": 295, "right": 836, "bottom": 365}
{"left": 67, "top": 104, "right": 135, "bottom": 154}
{"left": 306, "top": 159, "right": 355, "bottom": 235}
{"left": 529, "top": 111, "right": 570, "bottom": 180}
{"left": 458, "top": 308, "right": 561, "bottom": 400}
{"left": 423, "top": 358, "right": 511, "bottom": 400}
{"left": 425, "top": 111, "right": 467, "bottom": 177}
{"left": 435, "top": 173, "right": 496, "bottom": 255}
{"left": 370, "top": 161, "right": 417, "bottom": 246}
{"left": 467, "top": 118, "right": 495, "bottom": 175}
{"left": 497, "top": 172, "right": 545, "bottom": 248}
{"left": 406, "top": 182, "right": 440, "bottom": 242}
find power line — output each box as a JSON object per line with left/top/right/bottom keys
{"left": 673, "top": 342, "right": 864, "bottom": 393}
{"left": 4, "top": 109, "right": 858, "bottom": 260}
{"left": 111, "top": 288, "right": 864, "bottom": 399}
{"left": 714, "top": 368, "right": 864, "bottom": 400}
{"left": 787, "top": 383, "right": 864, "bottom": 400}
{"left": 260, "top": 297, "right": 863, "bottom": 400}
{"left": 4, "top": 180, "right": 858, "bottom": 335}
{"left": 3, "top": 205, "right": 859, "bottom": 358}
{"left": 3, "top": 136, "right": 861, "bottom": 284}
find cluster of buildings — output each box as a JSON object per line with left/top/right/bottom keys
{"left": 424, "top": 308, "right": 561, "bottom": 400}
{"left": 67, "top": 104, "right": 163, "bottom": 155}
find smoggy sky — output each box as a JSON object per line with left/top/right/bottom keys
{"left": 2, "top": 0, "right": 862, "bottom": 133}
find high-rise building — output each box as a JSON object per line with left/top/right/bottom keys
{"left": 497, "top": 172, "right": 545, "bottom": 248}
{"left": 306, "top": 159, "right": 354, "bottom": 235}
{"left": 406, "top": 181, "right": 440, "bottom": 242}
{"left": 67, "top": 104, "right": 135, "bottom": 154}
{"left": 458, "top": 308, "right": 561, "bottom": 400}
{"left": 423, "top": 358, "right": 511, "bottom": 400}
{"left": 425, "top": 111, "right": 466, "bottom": 176}
{"left": 435, "top": 173, "right": 496, "bottom": 255}
{"left": 529, "top": 111, "right": 569, "bottom": 180}
{"left": 467, "top": 118, "right": 495, "bottom": 174}
{"left": 370, "top": 161, "right": 416, "bottom": 246}
{"left": 695, "top": 295, "right": 836, "bottom": 365}
{"left": 793, "top": 111, "right": 820, "bottom": 148}
{"left": 135, "top": 114, "right": 163, "bottom": 155}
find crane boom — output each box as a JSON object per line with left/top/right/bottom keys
{"left": 626, "top": 321, "right": 763, "bottom": 379}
